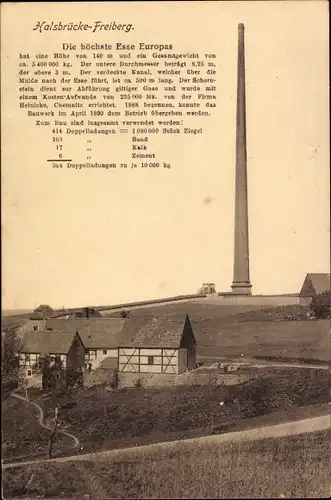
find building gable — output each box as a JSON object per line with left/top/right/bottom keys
{"left": 67, "top": 332, "right": 86, "bottom": 371}
{"left": 70, "top": 332, "right": 85, "bottom": 351}
{"left": 300, "top": 275, "right": 316, "bottom": 297}
{"left": 179, "top": 315, "right": 196, "bottom": 348}
{"left": 300, "top": 273, "right": 330, "bottom": 297}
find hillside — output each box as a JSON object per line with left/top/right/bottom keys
{"left": 1, "top": 313, "right": 32, "bottom": 332}
{"left": 3, "top": 301, "right": 329, "bottom": 362}
{"left": 107, "top": 303, "right": 330, "bottom": 362}
{"left": 18, "top": 367, "right": 330, "bottom": 456}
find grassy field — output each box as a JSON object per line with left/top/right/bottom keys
{"left": 3, "top": 303, "right": 329, "bottom": 362}
{"left": 3, "top": 429, "right": 331, "bottom": 498}
{"left": 108, "top": 301, "right": 283, "bottom": 321}
{"left": 28, "top": 367, "right": 330, "bottom": 454}
{"left": 107, "top": 303, "right": 330, "bottom": 362}
{"left": 197, "top": 319, "right": 330, "bottom": 362}
{"left": 2, "top": 396, "right": 73, "bottom": 460}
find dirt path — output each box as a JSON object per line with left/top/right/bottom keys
{"left": 11, "top": 392, "right": 80, "bottom": 451}
{"left": 199, "top": 356, "right": 330, "bottom": 370}
{"left": 3, "top": 413, "right": 330, "bottom": 470}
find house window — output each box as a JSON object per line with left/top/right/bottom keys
{"left": 30, "top": 353, "right": 40, "bottom": 369}
{"left": 102, "top": 349, "right": 107, "bottom": 355}
{"left": 33, "top": 325, "right": 39, "bottom": 331}
{"left": 27, "top": 370, "right": 32, "bottom": 377}
{"left": 148, "top": 356, "right": 154, "bottom": 365}
{"left": 85, "top": 350, "right": 97, "bottom": 362}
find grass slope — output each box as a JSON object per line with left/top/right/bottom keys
{"left": 197, "top": 319, "right": 330, "bottom": 362}
{"left": 3, "top": 303, "right": 329, "bottom": 362}
{"left": 32, "top": 368, "right": 329, "bottom": 454}
{"left": 2, "top": 396, "right": 73, "bottom": 460}
{"left": 3, "top": 430, "right": 331, "bottom": 498}
{"left": 109, "top": 303, "right": 330, "bottom": 362}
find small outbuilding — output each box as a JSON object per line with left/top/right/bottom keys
{"left": 299, "top": 273, "right": 330, "bottom": 306}
{"left": 118, "top": 314, "right": 196, "bottom": 375}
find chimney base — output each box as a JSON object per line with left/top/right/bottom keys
{"left": 231, "top": 281, "right": 252, "bottom": 295}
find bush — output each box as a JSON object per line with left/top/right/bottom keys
{"left": 135, "top": 378, "right": 142, "bottom": 388}
{"left": 1, "top": 328, "right": 23, "bottom": 388}
{"left": 310, "top": 291, "right": 331, "bottom": 319}
{"left": 108, "top": 369, "right": 119, "bottom": 389}
{"left": 66, "top": 368, "right": 84, "bottom": 389}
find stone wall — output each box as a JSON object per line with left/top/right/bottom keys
{"left": 84, "top": 368, "right": 118, "bottom": 388}
{"left": 118, "top": 372, "right": 176, "bottom": 388}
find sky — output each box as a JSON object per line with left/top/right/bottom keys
{"left": 2, "top": 1, "right": 330, "bottom": 309}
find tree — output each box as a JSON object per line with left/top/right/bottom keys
{"left": 47, "top": 405, "right": 60, "bottom": 459}
{"left": 108, "top": 368, "right": 119, "bottom": 389}
{"left": 204, "top": 372, "right": 224, "bottom": 434}
{"left": 21, "top": 376, "right": 29, "bottom": 402}
{"left": 310, "top": 290, "right": 331, "bottom": 319}
{"left": 1, "top": 327, "right": 23, "bottom": 389}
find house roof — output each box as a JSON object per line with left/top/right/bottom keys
{"left": 45, "top": 318, "right": 126, "bottom": 349}
{"left": 43, "top": 314, "right": 195, "bottom": 349}
{"left": 300, "top": 273, "right": 330, "bottom": 297}
{"left": 21, "top": 329, "right": 82, "bottom": 355}
{"left": 120, "top": 314, "right": 192, "bottom": 348}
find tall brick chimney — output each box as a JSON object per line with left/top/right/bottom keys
{"left": 231, "top": 23, "right": 252, "bottom": 295}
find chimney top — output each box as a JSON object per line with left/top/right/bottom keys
{"left": 238, "top": 23, "right": 245, "bottom": 31}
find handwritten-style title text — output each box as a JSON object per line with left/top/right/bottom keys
{"left": 33, "top": 21, "right": 134, "bottom": 33}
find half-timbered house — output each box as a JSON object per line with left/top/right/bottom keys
{"left": 45, "top": 317, "right": 126, "bottom": 370}
{"left": 118, "top": 314, "right": 196, "bottom": 375}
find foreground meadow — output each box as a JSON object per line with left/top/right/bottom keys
{"left": 3, "top": 429, "right": 331, "bottom": 498}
